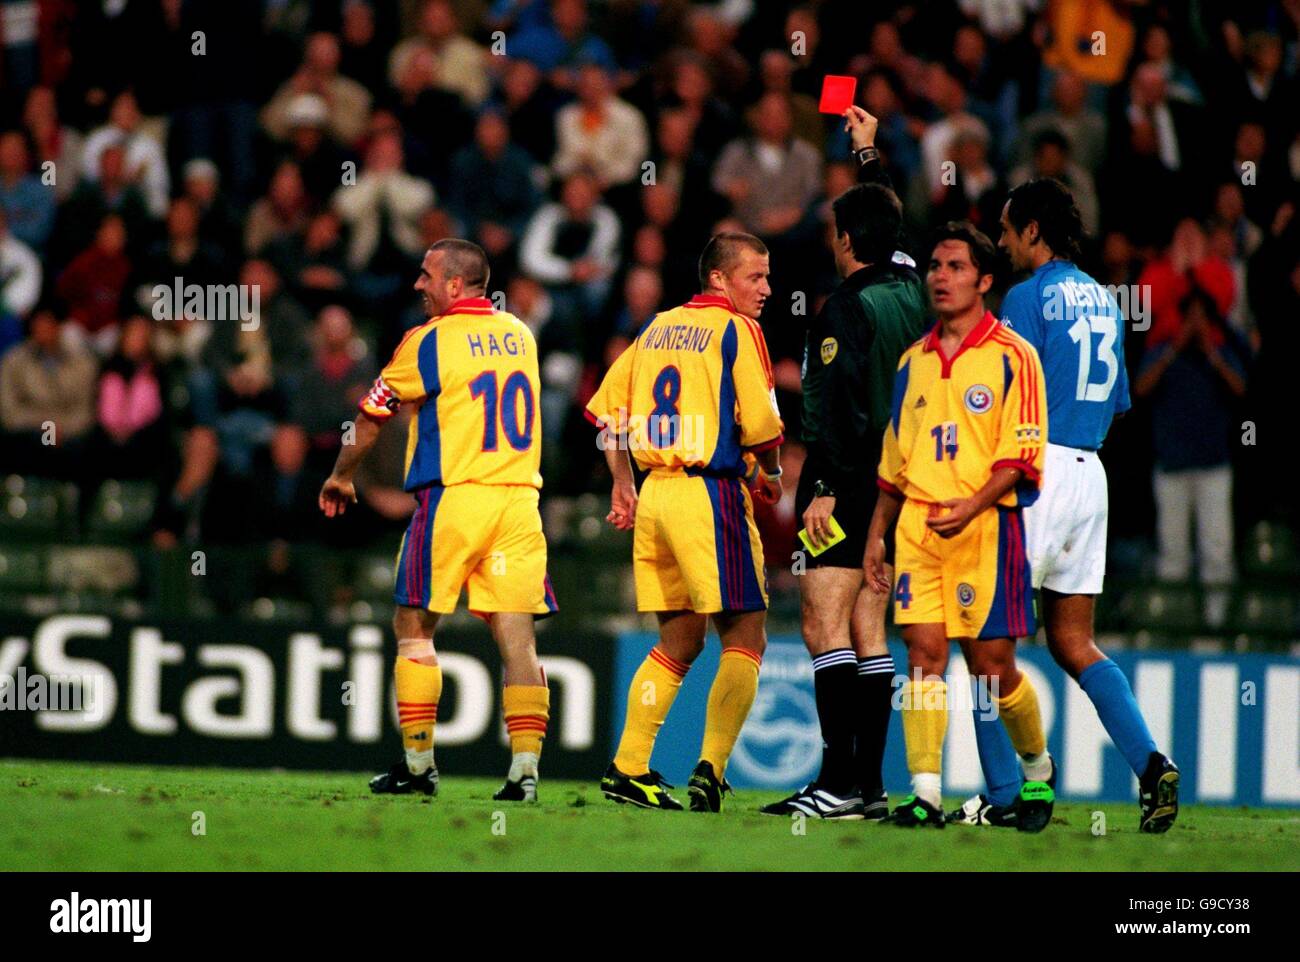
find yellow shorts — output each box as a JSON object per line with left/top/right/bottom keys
{"left": 892, "top": 498, "right": 1034, "bottom": 640}
{"left": 633, "top": 470, "right": 768, "bottom": 614}
{"left": 394, "top": 483, "right": 557, "bottom": 618}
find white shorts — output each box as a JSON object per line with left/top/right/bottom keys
{"left": 1023, "top": 443, "right": 1108, "bottom": 595}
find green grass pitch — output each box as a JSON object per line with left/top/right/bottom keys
{"left": 2, "top": 759, "right": 1296, "bottom": 871}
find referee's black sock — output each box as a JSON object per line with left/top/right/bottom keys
{"left": 811, "top": 648, "right": 858, "bottom": 796}
{"left": 855, "top": 654, "right": 896, "bottom": 798}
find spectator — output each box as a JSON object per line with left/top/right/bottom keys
{"left": 509, "top": 0, "right": 617, "bottom": 89}
{"left": 22, "top": 86, "right": 83, "bottom": 202}
{"left": 338, "top": 0, "right": 389, "bottom": 95}
{"left": 267, "top": 210, "right": 352, "bottom": 313}
{"left": 181, "top": 159, "right": 243, "bottom": 254}
{"left": 712, "top": 92, "right": 821, "bottom": 240}
{"left": 81, "top": 91, "right": 170, "bottom": 219}
{"left": 388, "top": 0, "right": 490, "bottom": 107}
{"left": 0, "top": 308, "right": 98, "bottom": 477}
{"left": 519, "top": 169, "right": 621, "bottom": 318}
{"left": 918, "top": 63, "right": 994, "bottom": 194}
{"left": 756, "top": 51, "right": 822, "bottom": 150}
{"left": 920, "top": 124, "right": 1005, "bottom": 233}
{"left": 245, "top": 160, "right": 312, "bottom": 257}
{"left": 389, "top": 52, "right": 475, "bottom": 189}
{"left": 1009, "top": 129, "right": 1100, "bottom": 238}
{"left": 55, "top": 142, "right": 152, "bottom": 266}
{"left": 659, "top": 51, "right": 738, "bottom": 158}
{"left": 262, "top": 32, "right": 373, "bottom": 148}
{"left": 606, "top": 264, "right": 663, "bottom": 358}
{"left": 93, "top": 314, "right": 174, "bottom": 484}
{"left": 1017, "top": 70, "right": 1108, "bottom": 174}
{"left": 1134, "top": 289, "right": 1247, "bottom": 594}
{"left": 0, "top": 130, "right": 55, "bottom": 253}
{"left": 289, "top": 304, "right": 377, "bottom": 476}
{"left": 447, "top": 110, "right": 542, "bottom": 264}
{"left": 1138, "top": 23, "right": 1202, "bottom": 106}
{"left": 552, "top": 62, "right": 649, "bottom": 190}
{"left": 331, "top": 132, "right": 434, "bottom": 302}
{"left": 1138, "top": 218, "right": 1235, "bottom": 349}
{"left": 275, "top": 94, "right": 357, "bottom": 208}
{"left": 0, "top": 208, "right": 42, "bottom": 342}
{"left": 498, "top": 58, "right": 560, "bottom": 166}
{"left": 56, "top": 213, "right": 132, "bottom": 356}
{"left": 134, "top": 198, "right": 229, "bottom": 310}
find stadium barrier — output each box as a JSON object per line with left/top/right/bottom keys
{"left": 612, "top": 632, "right": 1300, "bottom": 808}
{"left": 1, "top": 614, "right": 613, "bottom": 779}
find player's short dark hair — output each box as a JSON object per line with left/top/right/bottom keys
{"left": 832, "top": 183, "right": 903, "bottom": 266}
{"left": 698, "top": 232, "right": 768, "bottom": 288}
{"left": 428, "top": 238, "right": 490, "bottom": 292}
{"left": 928, "top": 220, "right": 998, "bottom": 279}
{"left": 1005, "top": 177, "right": 1083, "bottom": 262}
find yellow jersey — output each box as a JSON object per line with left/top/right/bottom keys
{"left": 360, "top": 297, "right": 542, "bottom": 491}
{"left": 878, "top": 311, "right": 1047, "bottom": 507}
{"left": 585, "top": 294, "right": 784, "bottom": 476}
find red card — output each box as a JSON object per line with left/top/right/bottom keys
{"left": 818, "top": 74, "right": 857, "bottom": 114}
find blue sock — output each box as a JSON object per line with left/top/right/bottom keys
{"left": 972, "top": 702, "right": 1021, "bottom": 807}
{"left": 1078, "top": 659, "right": 1158, "bottom": 776}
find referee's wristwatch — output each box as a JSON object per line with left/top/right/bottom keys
{"left": 812, "top": 480, "right": 837, "bottom": 500}
{"left": 852, "top": 145, "right": 880, "bottom": 166}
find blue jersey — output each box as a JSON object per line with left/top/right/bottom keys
{"left": 999, "top": 260, "right": 1130, "bottom": 451}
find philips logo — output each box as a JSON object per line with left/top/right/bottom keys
{"left": 49, "top": 892, "right": 152, "bottom": 942}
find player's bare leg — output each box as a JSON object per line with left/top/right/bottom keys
{"left": 1042, "top": 589, "right": 1179, "bottom": 832}
{"left": 687, "top": 610, "right": 766, "bottom": 812}
{"left": 602, "top": 611, "right": 706, "bottom": 810}
{"left": 960, "top": 637, "right": 1055, "bottom": 832}
{"left": 881, "top": 622, "right": 948, "bottom": 826}
{"left": 850, "top": 569, "right": 893, "bottom": 814}
{"left": 370, "top": 605, "right": 442, "bottom": 796}
{"left": 489, "top": 612, "right": 549, "bottom": 802}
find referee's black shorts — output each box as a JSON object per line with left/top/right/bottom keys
{"left": 793, "top": 468, "right": 895, "bottom": 571}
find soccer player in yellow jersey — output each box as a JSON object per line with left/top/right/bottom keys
{"left": 863, "top": 222, "right": 1057, "bottom": 831}
{"left": 319, "top": 239, "right": 555, "bottom": 803}
{"left": 585, "top": 232, "right": 784, "bottom": 812}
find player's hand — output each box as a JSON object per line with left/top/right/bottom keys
{"left": 864, "top": 537, "right": 891, "bottom": 593}
{"left": 752, "top": 471, "right": 782, "bottom": 506}
{"left": 926, "top": 497, "right": 979, "bottom": 538}
{"left": 802, "top": 495, "right": 836, "bottom": 548}
{"left": 607, "top": 479, "right": 637, "bottom": 531}
{"left": 843, "top": 105, "right": 878, "bottom": 150}
{"left": 319, "top": 475, "right": 357, "bottom": 518}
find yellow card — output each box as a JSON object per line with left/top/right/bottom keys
{"left": 797, "top": 514, "right": 847, "bottom": 557}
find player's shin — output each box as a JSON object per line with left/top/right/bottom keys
{"left": 855, "top": 654, "right": 894, "bottom": 798}
{"left": 900, "top": 677, "right": 947, "bottom": 806}
{"left": 700, "top": 646, "right": 762, "bottom": 779}
{"left": 1078, "top": 658, "right": 1158, "bottom": 776}
{"left": 503, "top": 683, "right": 550, "bottom": 780}
{"left": 993, "top": 672, "right": 1051, "bottom": 781}
{"left": 613, "top": 646, "right": 689, "bottom": 775}
{"left": 971, "top": 692, "right": 1022, "bottom": 807}
{"left": 395, "top": 640, "right": 442, "bottom": 776}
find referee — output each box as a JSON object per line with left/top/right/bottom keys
{"left": 762, "top": 107, "right": 928, "bottom": 819}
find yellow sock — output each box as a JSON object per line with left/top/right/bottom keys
{"left": 613, "top": 646, "right": 690, "bottom": 775}
{"left": 395, "top": 657, "right": 442, "bottom": 771}
{"left": 900, "top": 678, "right": 948, "bottom": 775}
{"left": 503, "top": 684, "right": 550, "bottom": 756}
{"left": 995, "top": 673, "right": 1046, "bottom": 757}
{"left": 700, "top": 647, "right": 762, "bottom": 779}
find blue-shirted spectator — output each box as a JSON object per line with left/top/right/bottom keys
{"left": 0, "top": 130, "right": 55, "bottom": 253}
{"left": 1134, "top": 288, "right": 1248, "bottom": 588}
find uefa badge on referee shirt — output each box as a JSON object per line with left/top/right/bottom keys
{"left": 820, "top": 337, "right": 838, "bottom": 365}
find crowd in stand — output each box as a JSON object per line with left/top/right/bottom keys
{"left": 0, "top": 0, "right": 1297, "bottom": 603}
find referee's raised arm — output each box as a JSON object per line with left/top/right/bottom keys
{"left": 844, "top": 105, "right": 894, "bottom": 192}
